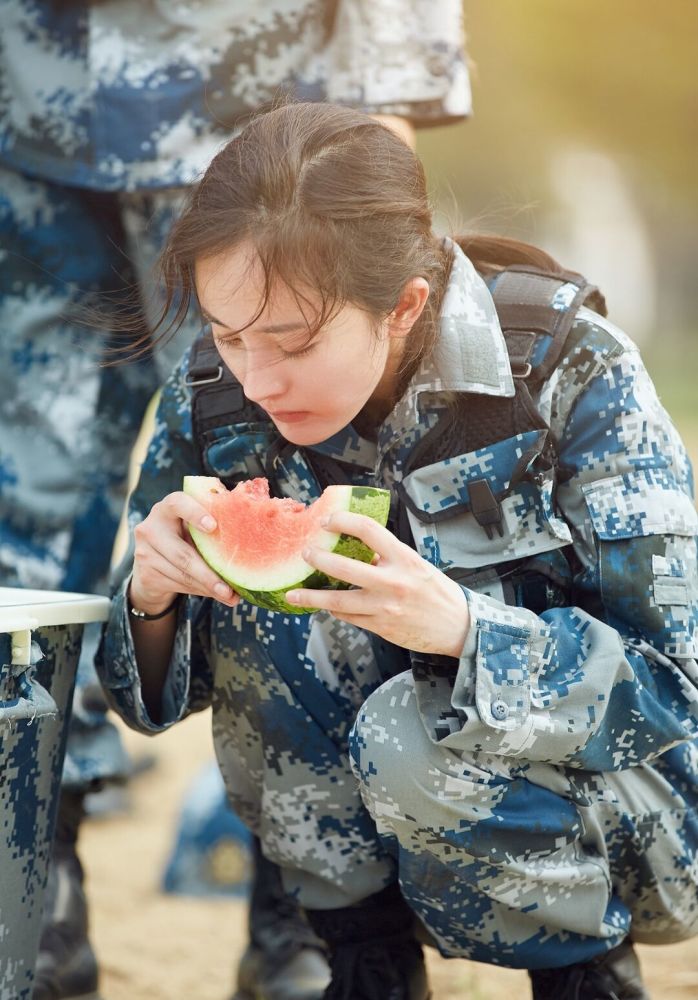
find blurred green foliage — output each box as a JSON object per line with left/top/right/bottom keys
{"left": 643, "top": 336, "right": 698, "bottom": 465}
{"left": 419, "top": 0, "right": 698, "bottom": 211}
{"left": 416, "top": 0, "right": 697, "bottom": 437}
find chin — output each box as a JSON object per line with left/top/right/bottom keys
{"left": 281, "top": 429, "right": 328, "bottom": 447}
{"left": 277, "top": 418, "right": 344, "bottom": 448}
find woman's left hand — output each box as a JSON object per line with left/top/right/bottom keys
{"left": 286, "top": 511, "right": 470, "bottom": 658}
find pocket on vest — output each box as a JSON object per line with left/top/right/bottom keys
{"left": 399, "top": 430, "right": 572, "bottom": 572}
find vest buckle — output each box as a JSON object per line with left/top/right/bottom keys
{"left": 469, "top": 479, "right": 504, "bottom": 539}
{"left": 185, "top": 365, "right": 223, "bottom": 387}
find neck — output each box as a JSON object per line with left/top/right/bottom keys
{"left": 352, "top": 403, "right": 384, "bottom": 441}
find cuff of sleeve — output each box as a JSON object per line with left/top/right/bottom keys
{"left": 412, "top": 589, "right": 550, "bottom": 754}
{"left": 460, "top": 610, "right": 478, "bottom": 661}
{"left": 458, "top": 588, "right": 541, "bottom": 732}
{"left": 358, "top": 100, "right": 470, "bottom": 128}
{"left": 97, "top": 577, "right": 193, "bottom": 732}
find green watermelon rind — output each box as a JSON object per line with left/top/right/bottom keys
{"left": 185, "top": 481, "right": 390, "bottom": 615}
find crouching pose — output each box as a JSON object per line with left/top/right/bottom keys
{"left": 97, "top": 103, "right": 698, "bottom": 1000}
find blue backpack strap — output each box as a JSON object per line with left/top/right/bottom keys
{"left": 186, "top": 327, "right": 273, "bottom": 481}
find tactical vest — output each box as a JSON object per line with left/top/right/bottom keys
{"left": 186, "top": 264, "right": 605, "bottom": 614}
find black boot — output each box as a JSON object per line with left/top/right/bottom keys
{"left": 232, "top": 837, "right": 330, "bottom": 1000}
{"left": 33, "top": 790, "right": 101, "bottom": 1000}
{"left": 305, "top": 883, "right": 430, "bottom": 1000}
{"left": 529, "top": 939, "right": 650, "bottom": 1000}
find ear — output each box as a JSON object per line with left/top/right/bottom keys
{"left": 386, "top": 277, "right": 430, "bottom": 338}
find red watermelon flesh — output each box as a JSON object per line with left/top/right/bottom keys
{"left": 183, "top": 476, "right": 391, "bottom": 613}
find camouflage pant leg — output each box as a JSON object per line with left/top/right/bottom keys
{"left": 63, "top": 187, "right": 202, "bottom": 787}
{"left": 59, "top": 622, "right": 132, "bottom": 789}
{"left": 211, "top": 607, "right": 398, "bottom": 910}
{"left": 594, "top": 741, "right": 698, "bottom": 943}
{"left": 0, "top": 167, "right": 158, "bottom": 593}
{"left": 349, "top": 672, "right": 698, "bottom": 969}
{"left": 0, "top": 175, "right": 197, "bottom": 592}
{"left": 0, "top": 168, "right": 184, "bottom": 786}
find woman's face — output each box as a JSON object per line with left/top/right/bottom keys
{"left": 195, "top": 245, "right": 404, "bottom": 446}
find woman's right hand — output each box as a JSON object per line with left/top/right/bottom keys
{"left": 128, "top": 491, "right": 239, "bottom": 614}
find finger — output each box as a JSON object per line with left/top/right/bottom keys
{"left": 135, "top": 558, "right": 207, "bottom": 600}
{"left": 322, "top": 510, "right": 397, "bottom": 557}
{"left": 285, "top": 585, "right": 373, "bottom": 617}
{"left": 146, "top": 537, "right": 237, "bottom": 603}
{"left": 147, "top": 553, "right": 239, "bottom": 605}
{"left": 302, "top": 545, "right": 378, "bottom": 589}
{"left": 158, "top": 491, "right": 219, "bottom": 534}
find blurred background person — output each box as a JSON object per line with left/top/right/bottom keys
{"left": 419, "top": 1, "right": 697, "bottom": 356}
{"left": 0, "top": 3, "right": 470, "bottom": 1000}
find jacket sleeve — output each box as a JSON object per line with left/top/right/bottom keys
{"left": 95, "top": 352, "right": 214, "bottom": 735}
{"left": 415, "top": 332, "right": 698, "bottom": 769}
{"left": 325, "top": 1, "right": 471, "bottom": 126}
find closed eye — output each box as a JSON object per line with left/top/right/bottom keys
{"left": 233, "top": 341, "right": 315, "bottom": 360}
{"left": 280, "top": 342, "right": 316, "bottom": 359}
{"left": 213, "top": 331, "right": 316, "bottom": 360}
{"left": 213, "top": 331, "right": 242, "bottom": 349}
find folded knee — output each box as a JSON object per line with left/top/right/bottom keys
{"left": 349, "top": 674, "right": 420, "bottom": 803}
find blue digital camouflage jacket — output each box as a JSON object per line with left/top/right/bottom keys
{"left": 0, "top": 0, "right": 470, "bottom": 190}
{"left": 97, "top": 243, "right": 698, "bottom": 773}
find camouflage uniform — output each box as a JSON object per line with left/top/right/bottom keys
{"left": 97, "top": 242, "right": 698, "bottom": 968}
{"left": 0, "top": 0, "right": 470, "bottom": 787}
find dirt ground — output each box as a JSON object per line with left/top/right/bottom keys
{"left": 80, "top": 710, "right": 697, "bottom": 1000}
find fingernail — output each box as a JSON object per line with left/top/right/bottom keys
{"left": 302, "top": 548, "right": 311, "bottom": 561}
{"left": 320, "top": 516, "right": 330, "bottom": 527}
{"left": 286, "top": 591, "right": 299, "bottom": 603}
{"left": 201, "top": 515, "right": 216, "bottom": 531}
{"left": 214, "top": 582, "right": 230, "bottom": 597}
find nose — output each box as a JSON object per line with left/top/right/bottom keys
{"left": 240, "top": 354, "right": 288, "bottom": 407}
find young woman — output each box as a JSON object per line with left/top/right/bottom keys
{"left": 98, "top": 103, "right": 698, "bottom": 1000}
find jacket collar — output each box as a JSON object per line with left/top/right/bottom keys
{"left": 408, "top": 239, "right": 515, "bottom": 401}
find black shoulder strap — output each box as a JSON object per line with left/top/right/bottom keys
{"left": 490, "top": 264, "right": 606, "bottom": 389}
{"left": 186, "top": 328, "right": 270, "bottom": 475}
{"left": 458, "top": 264, "right": 605, "bottom": 456}
{"left": 399, "top": 264, "right": 604, "bottom": 542}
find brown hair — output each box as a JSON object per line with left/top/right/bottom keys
{"left": 138, "top": 102, "right": 583, "bottom": 389}
{"left": 147, "top": 102, "right": 451, "bottom": 387}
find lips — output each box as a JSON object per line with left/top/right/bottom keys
{"left": 267, "top": 410, "right": 311, "bottom": 423}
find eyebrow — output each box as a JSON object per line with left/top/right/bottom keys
{"left": 200, "top": 308, "right": 308, "bottom": 335}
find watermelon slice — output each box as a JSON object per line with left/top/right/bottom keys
{"left": 183, "top": 476, "right": 391, "bottom": 614}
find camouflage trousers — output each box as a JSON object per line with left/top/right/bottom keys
{"left": 0, "top": 164, "right": 198, "bottom": 786}
{"left": 213, "top": 607, "right": 698, "bottom": 969}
